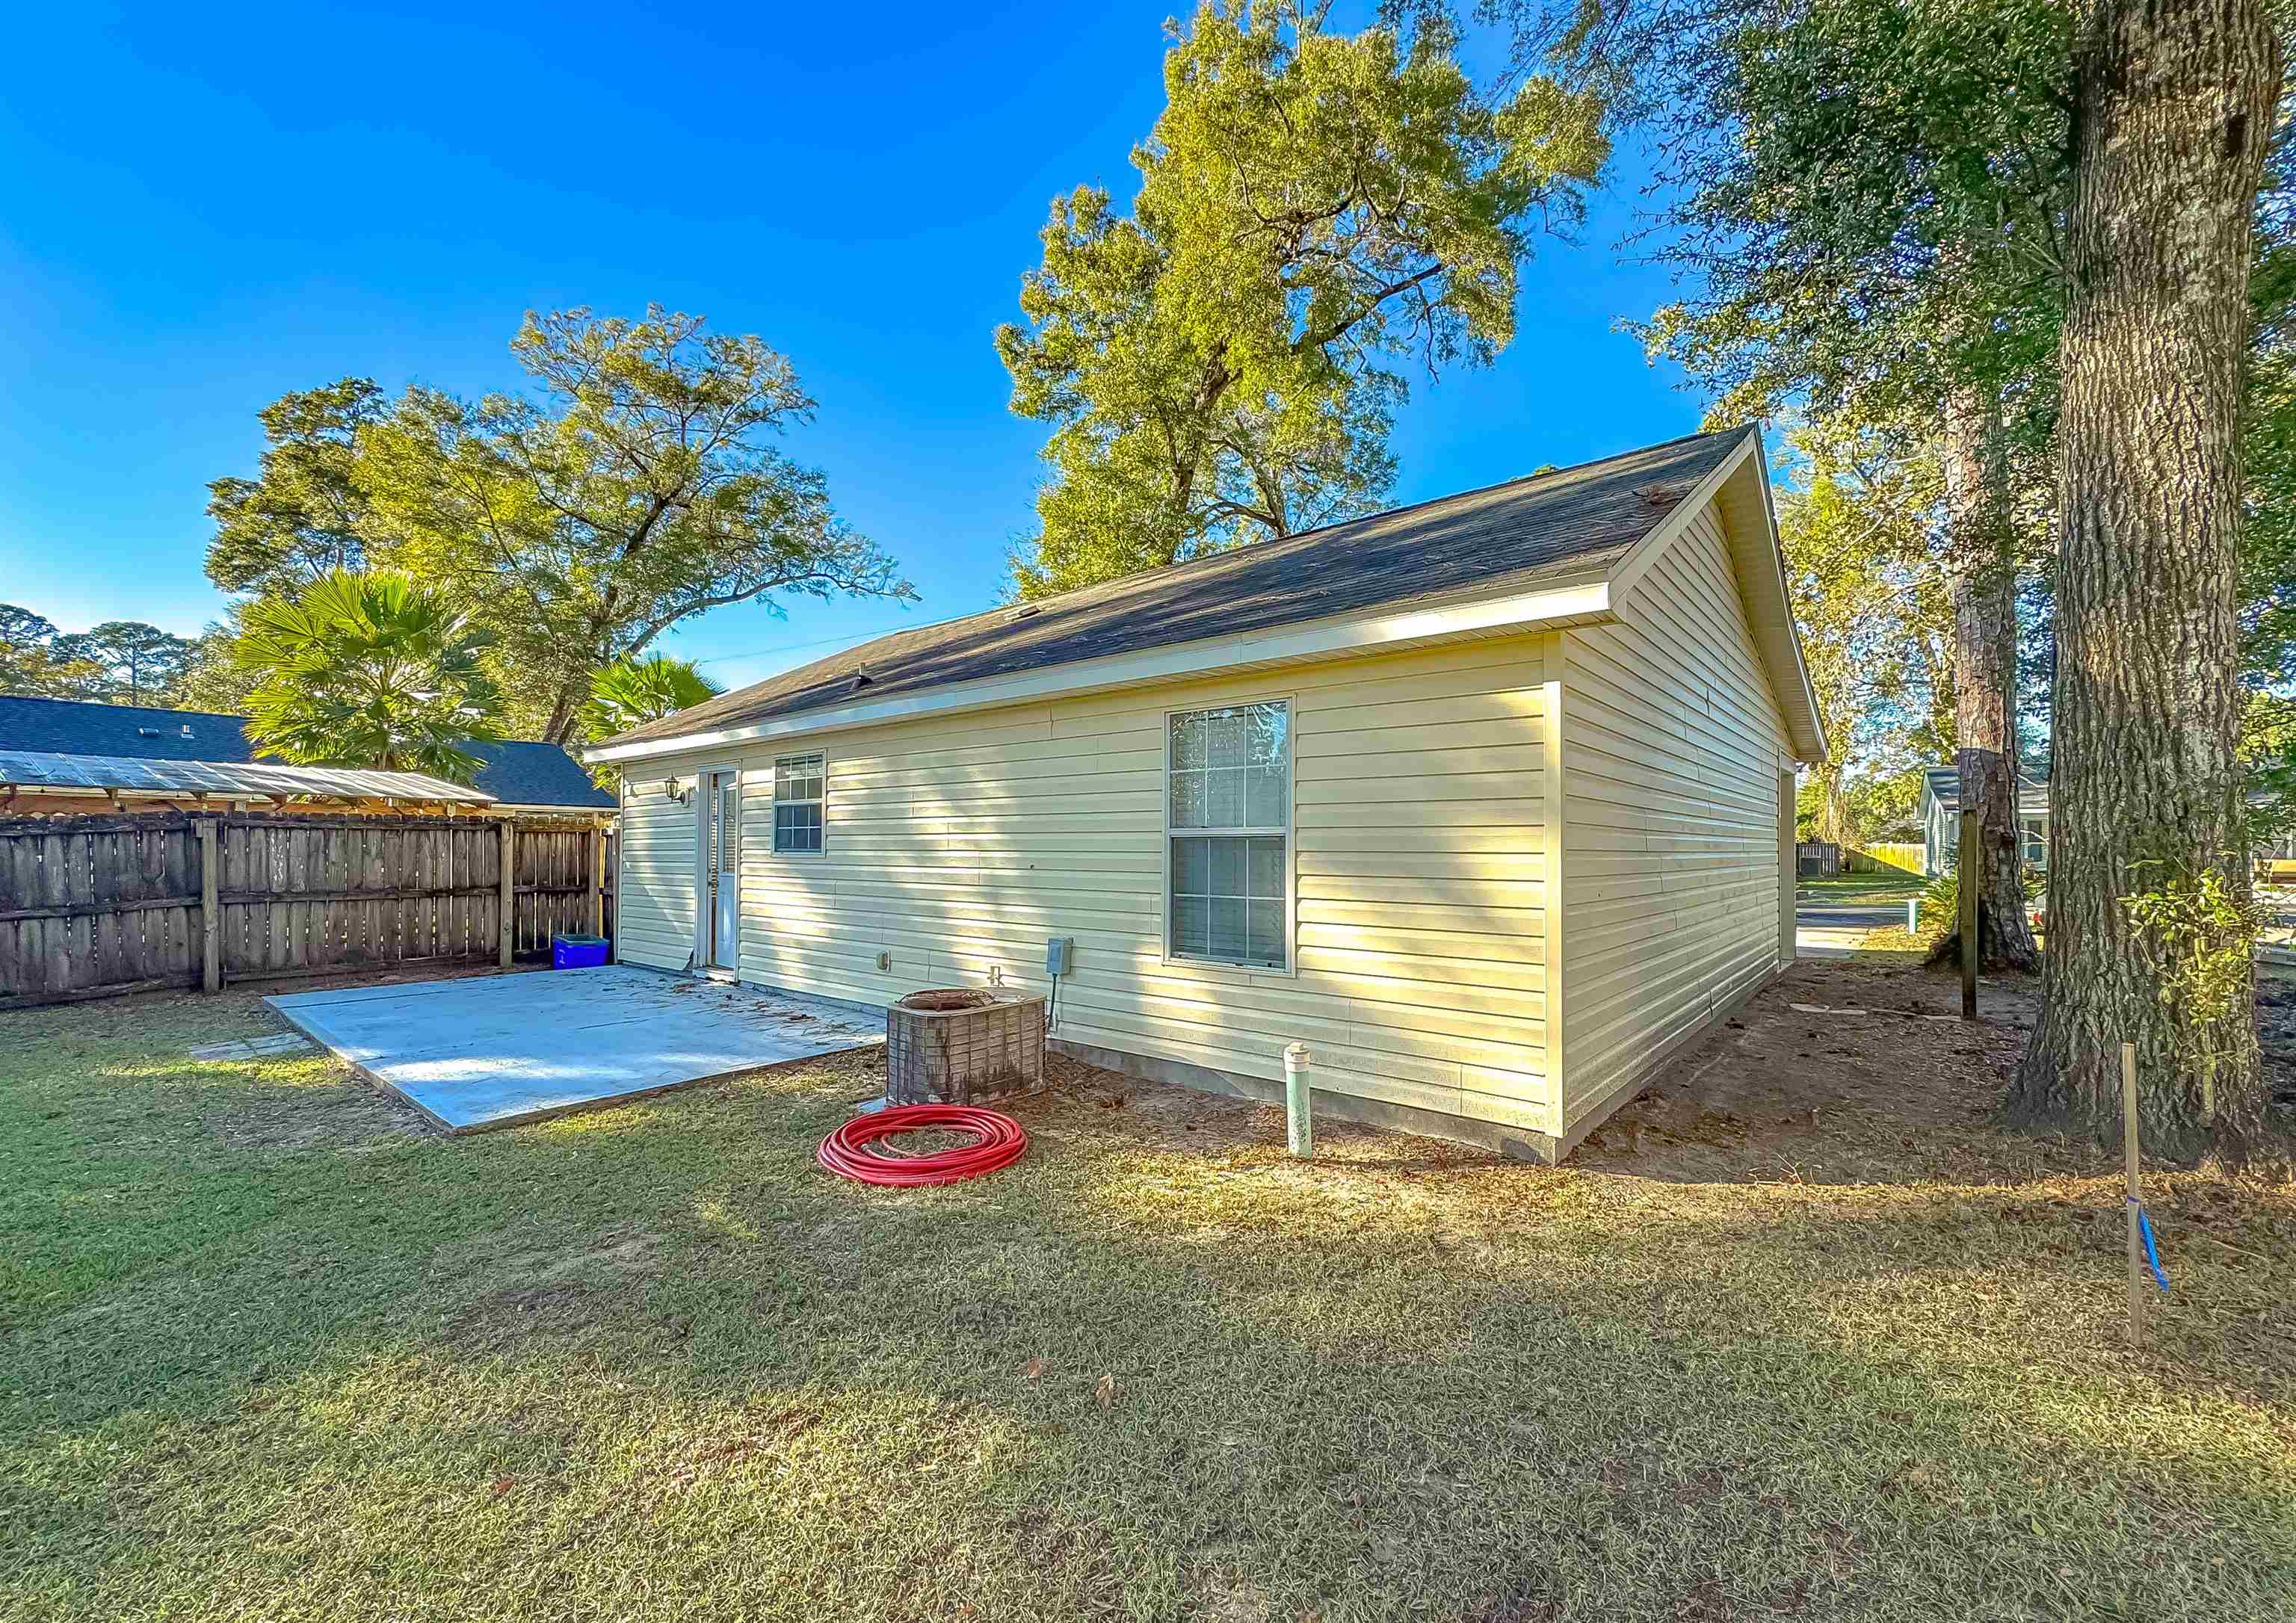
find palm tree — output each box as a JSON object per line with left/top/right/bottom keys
{"left": 578, "top": 654, "right": 720, "bottom": 791}
{"left": 581, "top": 654, "right": 720, "bottom": 740}
{"left": 232, "top": 571, "right": 502, "bottom": 779}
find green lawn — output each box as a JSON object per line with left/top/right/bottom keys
{"left": 4, "top": 984, "right": 2293, "bottom": 1622}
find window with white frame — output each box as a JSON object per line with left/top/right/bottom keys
{"left": 772, "top": 753, "right": 824, "bottom": 853}
{"left": 1167, "top": 701, "right": 1289, "bottom": 968}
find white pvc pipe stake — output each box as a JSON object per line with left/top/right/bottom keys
{"left": 1283, "top": 1042, "right": 1313, "bottom": 1160}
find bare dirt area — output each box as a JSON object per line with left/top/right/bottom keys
{"left": 1584, "top": 956, "right": 2055, "bottom": 1187}
{"left": 1586, "top": 956, "right": 2296, "bottom": 1183}
{"left": 1004, "top": 958, "right": 2295, "bottom": 1193}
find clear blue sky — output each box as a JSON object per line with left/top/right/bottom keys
{"left": 0, "top": 1, "right": 1707, "bottom": 696}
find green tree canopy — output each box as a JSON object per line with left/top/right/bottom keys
{"left": 0, "top": 605, "right": 56, "bottom": 648}
{"left": 1773, "top": 423, "right": 1956, "bottom": 840}
{"left": 0, "top": 605, "right": 98, "bottom": 699}
{"left": 232, "top": 571, "right": 502, "bottom": 779}
{"left": 205, "top": 378, "right": 390, "bottom": 598}
{"left": 170, "top": 617, "right": 262, "bottom": 716}
{"left": 0, "top": 606, "right": 192, "bottom": 704}
{"left": 2241, "top": 161, "right": 2296, "bottom": 702}
{"left": 357, "top": 306, "right": 910, "bottom": 742}
{"left": 997, "top": 1, "right": 1607, "bottom": 599}
{"left": 1623, "top": 0, "right": 2068, "bottom": 431}
{"left": 53, "top": 622, "right": 197, "bottom": 705}
{"left": 200, "top": 309, "right": 910, "bottom": 744}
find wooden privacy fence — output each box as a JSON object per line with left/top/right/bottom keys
{"left": 0, "top": 812, "right": 616, "bottom": 1010}
{"left": 1847, "top": 841, "right": 1926, "bottom": 876}
{"left": 1795, "top": 841, "right": 1842, "bottom": 877}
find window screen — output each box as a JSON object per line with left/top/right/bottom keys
{"left": 773, "top": 753, "right": 824, "bottom": 854}
{"left": 1167, "top": 702, "right": 1289, "bottom": 968}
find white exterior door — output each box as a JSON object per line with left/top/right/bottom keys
{"left": 703, "top": 770, "right": 740, "bottom": 972}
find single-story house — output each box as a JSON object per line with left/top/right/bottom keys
{"left": 1919, "top": 765, "right": 2049, "bottom": 877}
{"left": 0, "top": 696, "right": 614, "bottom": 817}
{"left": 587, "top": 425, "right": 1827, "bottom": 1161}
{"left": 1918, "top": 765, "right": 2296, "bottom": 883}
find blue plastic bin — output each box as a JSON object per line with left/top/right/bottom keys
{"left": 552, "top": 933, "right": 610, "bottom": 970}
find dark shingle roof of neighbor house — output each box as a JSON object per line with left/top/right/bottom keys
{"left": 605, "top": 425, "right": 1759, "bottom": 748}
{"left": 1922, "top": 764, "right": 2050, "bottom": 813}
{"left": 0, "top": 696, "right": 613, "bottom": 809}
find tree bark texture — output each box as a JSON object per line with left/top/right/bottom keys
{"left": 1937, "top": 386, "right": 2041, "bottom": 973}
{"left": 2012, "top": 0, "right": 2278, "bottom": 1160}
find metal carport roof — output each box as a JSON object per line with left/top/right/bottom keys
{"left": 0, "top": 749, "right": 496, "bottom": 806}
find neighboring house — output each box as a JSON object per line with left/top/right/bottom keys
{"left": 1919, "top": 765, "right": 2050, "bottom": 877}
{"left": 0, "top": 696, "right": 613, "bottom": 817}
{"left": 587, "top": 426, "right": 1827, "bottom": 1162}
{"left": 1918, "top": 765, "right": 2296, "bottom": 883}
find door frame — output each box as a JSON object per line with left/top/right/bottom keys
{"left": 691, "top": 761, "right": 742, "bottom": 977}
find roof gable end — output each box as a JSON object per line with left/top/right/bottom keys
{"left": 1599, "top": 432, "right": 1828, "bottom": 764}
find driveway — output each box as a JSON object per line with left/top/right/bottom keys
{"left": 1794, "top": 893, "right": 1911, "bottom": 959}
{"left": 269, "top": 964, "right": 882, "bottom": 1132}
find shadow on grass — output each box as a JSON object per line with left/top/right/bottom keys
{"left": 6, "top": 990, "right": 2294, "bottom": 1622}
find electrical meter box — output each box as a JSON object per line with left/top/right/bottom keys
{"left": 1045, "top": 936, "right": 1073, "bottom": 976}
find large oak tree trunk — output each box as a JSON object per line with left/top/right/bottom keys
{"left": 542, "top": 686, "right": 581, "bottom": 747}
{"left": 1936, "top": 386, "right": 2040, "bottom": 973}
{"left": 2010, "top": 0, "right": 2278, "bottom": 1161}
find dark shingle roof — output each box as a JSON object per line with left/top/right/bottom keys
{"left": 0, "top": 696, "right": 253, "bottom": 761}
{"left": 606, "top": 426, "right": 1754, "bottom": 749}
{"left": 0, "top": 696, "right": 612, "bottom": 810}
{"left": 454, "top": 741, "right": 614, "bottom": 809}
{"left": 1922, "top": 765, "right": 2050, "bottom": 814}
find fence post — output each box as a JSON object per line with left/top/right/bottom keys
{"left": 588, "top": 823, "right": 605, "bottom": 937}
{"left": 2122, "top": 1042, "right": 2144, "bottom": 1351}
{"left": 1958, "top": 809, "right": 1978, "bottom": 1018}
{"left": 197, "top": 818, "right": 220, "bottom": 994}
{"left": 498, "top": 819, "right": 515, "bottom": 969}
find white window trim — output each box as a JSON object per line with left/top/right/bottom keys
{"left": 1160, "top": 694, "right": 1297, "bottom": 978}
{"left": 770, "top": 750, "right": 828, "bottom": 860}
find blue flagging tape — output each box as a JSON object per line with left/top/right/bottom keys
{"left": 2129, "top": 1199, "right": 2170, "bottom": 1293}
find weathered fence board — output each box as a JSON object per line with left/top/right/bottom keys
{"left": 0, "top": 812, "right": 616, "bottom": 1010}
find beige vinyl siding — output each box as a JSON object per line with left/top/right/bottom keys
{"left": 605, "top": 495, "right": 1815, "bottom": 1149}
{"left": 614, "top": 767, "right": 700, "bottom": 971}
{"left": 1558, "top": 503, "right": 1789, "bottom": 1134}
{"left": 719, "top": 637, "right": 1554, "bottom": 1128}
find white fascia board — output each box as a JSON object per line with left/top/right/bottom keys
{"left": 1602, "top": 428, "right": 1830, "bottom": 767}
{"left": 585, "top": 577, "right": 1614, "bottom": 764}
{"left": 1735, "top": 446, "right": 1830, "bottom": 766}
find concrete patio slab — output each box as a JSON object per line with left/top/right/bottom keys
{"left": 268, "top": 965, "right": 882, "bottom": 1133}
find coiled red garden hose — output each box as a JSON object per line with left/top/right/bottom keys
{"left": 816, "top": 1104, "right": 1030, "bottom": 1186}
